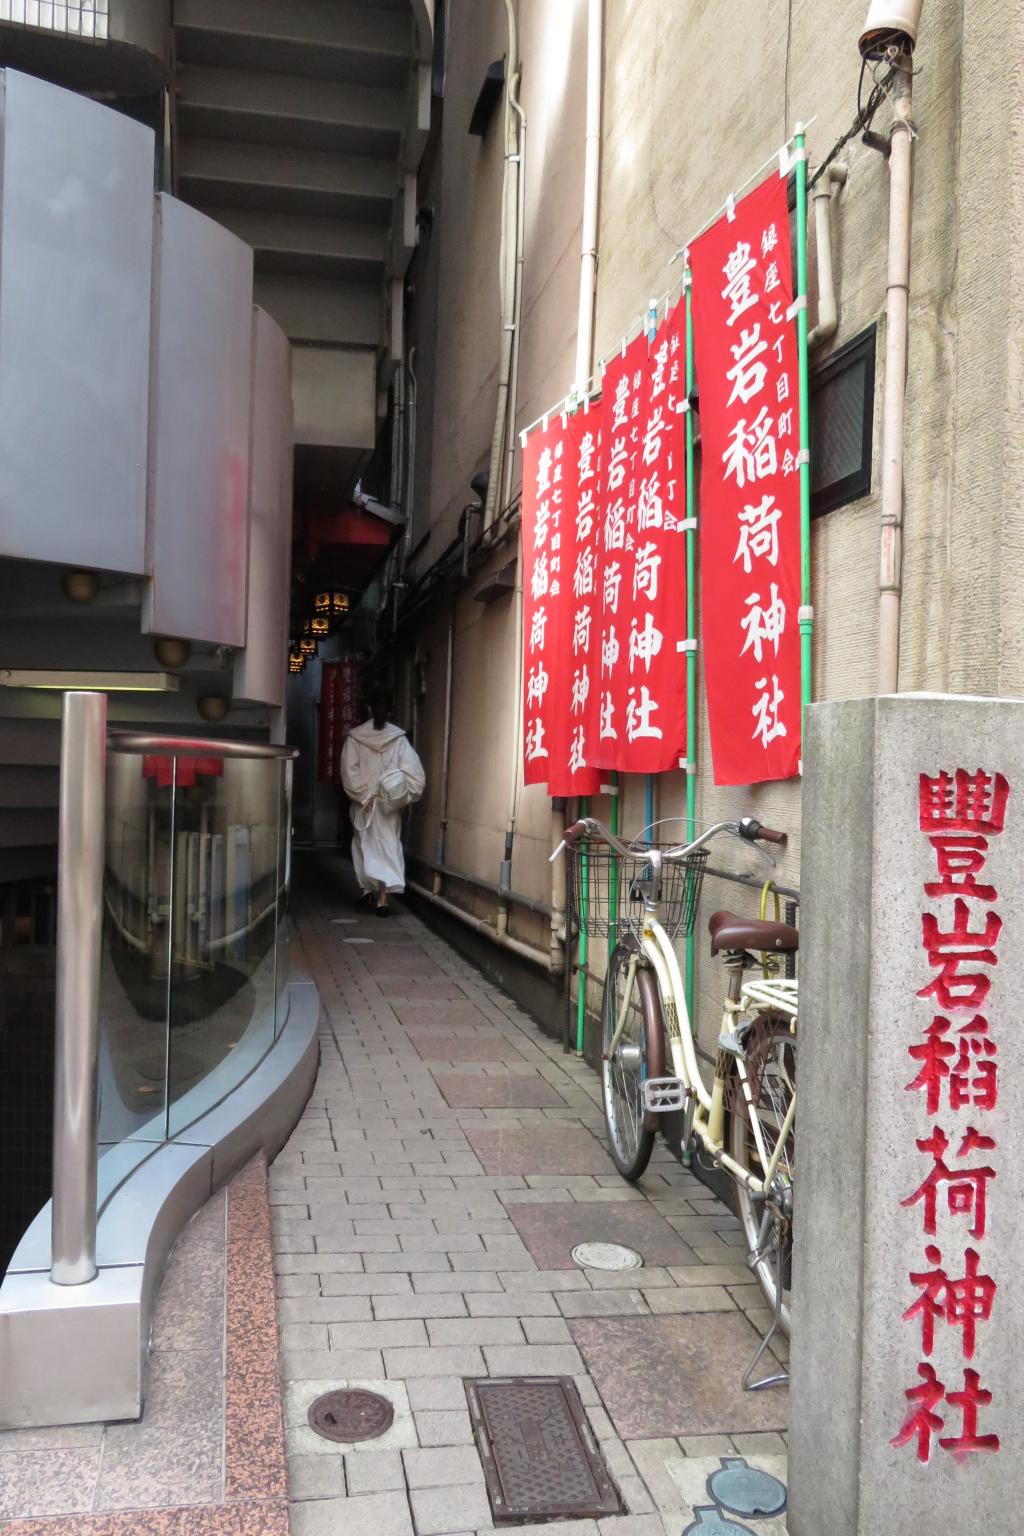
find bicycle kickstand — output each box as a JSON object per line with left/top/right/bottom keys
{"left": 741, "top": 1226, "right": 790, "bottom": 1393}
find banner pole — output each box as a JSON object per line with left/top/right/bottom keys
{"left": 683, "top": 272, "right": 698, "bottom": 1033}
{"left": 643, "top": 299, "right": 659, "bottom": 841}
{"left": 576, "top": 795, "right": 590, "bottom": 1054}
{"left": 795, "top": 124, "right": 813, "bottom": 743}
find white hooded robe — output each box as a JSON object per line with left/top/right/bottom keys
{"left": 339, "top": 720, "right": 425, "bottom": 894}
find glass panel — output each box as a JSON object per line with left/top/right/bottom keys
{"left": 166, "top": 756, "right": 279, "bottom": 1136}
{"left": 275, "top": 760, "right": 292, "bottom": 1037}
{"left": 99, "top": 752, "right": 173, "bottom": 1149}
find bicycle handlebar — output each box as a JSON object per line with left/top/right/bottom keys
{"left": 549, "top": 814, "right": 787, "bottom": 865}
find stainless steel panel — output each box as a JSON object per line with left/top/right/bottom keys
{"left": 234, "top": 308, "right": 293, "bottom": 707}
{"left": 0, "top": 71, "right": 153, "bottom": 572}
{"left": 145, "top": 194, "right": 253, "bottom": 646}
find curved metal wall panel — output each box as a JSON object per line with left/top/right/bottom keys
{"left": 0, "top": 70, "right": 154, "bottom": 574}
{"left": 234, "top": 307, "right": 293, "bottom": 707}
{"left": 144, "top": 195, "right": 253, "bottom": 647}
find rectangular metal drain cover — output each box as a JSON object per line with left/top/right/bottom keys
{"left": 465, "top": 1376, "right": 621, "bottom": 1523}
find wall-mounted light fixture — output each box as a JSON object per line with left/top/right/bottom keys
{"left": 299, "top": 638, "right": 317, "bottom": 657}
{"left": 289, "top": 651, "right": 306, "bottom": 674}
{"left": 0, "top": 670, "right": 180, "bottom": 692}
{"left": 196, "top": 695, "right": 229, "bottom": 723}
{"left": 153, "top": 637, "right": 191, "bottom": 669}
{"left": 311, "top": 616, "right": 330, "bottom": 638}
{"left": 60, "top": 570, "right": 99, "bottom": 604}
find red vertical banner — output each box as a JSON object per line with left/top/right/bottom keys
{"left": 521, "top": 418, "right": 564, "bottom": 786}
{"left": 628, "top": 303, "right": 688, "bottom": 772}
{"left": 318, "top": 660, "right": 339, "bottom": 782}
{"left": 548, "top": 407, "right": 601, "bottom": 797}
{"left": 591, "top": 332, "right": 652, "bottom": 769}
{"left": 689, "top": 175, "right": 802, "bottom": 785}
{"left": 336, "top": 658, "right": 360, "bottom": 753}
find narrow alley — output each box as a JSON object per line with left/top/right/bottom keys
{"left": 275, "top": 858, "right": 789, "bottom": 1535}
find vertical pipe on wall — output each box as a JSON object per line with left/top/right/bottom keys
{"left": 794, "top": 126, "right": 814, "bottom": 735}
{"left": 683, "top": 275, "right": 698, "bottom": 1029}
{"left": 574, "top": 0, "right": 603, "bottom": 396}
{"left": 877, "top": 54, "right": 916, "bottom": 694}
{"left": 434, "top": 613, "right": 456, "bottom": 897}
{"left": 51, "top": 692, "right": 107, "bottom": 1287}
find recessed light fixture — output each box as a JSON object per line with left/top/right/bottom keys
{"left": 0, "top": 670, "right": 181, "bottom": 692}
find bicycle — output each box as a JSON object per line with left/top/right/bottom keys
{"left": 552, "top": 814, "right": 799, "bottom": 1390}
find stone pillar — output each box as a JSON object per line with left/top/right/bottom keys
{"left": 789, "top": 695, "right": 1024, "bottom": 1536}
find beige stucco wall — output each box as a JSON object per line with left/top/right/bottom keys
{"left": 402, "top": 0, "right": 1012, "bottom": 1053}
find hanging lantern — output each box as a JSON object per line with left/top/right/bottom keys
{"left": 331, "top": 590, "right": 350, "bottom": 615}
{"left": 289, "top": 650, "right": 305, "bottom": 674}
{"left": 314, "top": 590, "right": 331, "bottom": 613}
{"left": 299, "top": 638, "right": 317, "bottom": 656}
{"left": 311, "top": 615, "right": 330, "bottom": 638}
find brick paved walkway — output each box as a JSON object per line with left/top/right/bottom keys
{"left": 275, "top": 859, "right": 790, "bottom": 1535}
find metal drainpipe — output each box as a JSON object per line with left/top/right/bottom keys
{"left": 807, "top": 164, "right": 848, "bottom": 349}
{"left": 877, "top": 51, "right": 916, "bottom": 694}
{"left": 434, "top": 612, "right": 456, "bottom": 897}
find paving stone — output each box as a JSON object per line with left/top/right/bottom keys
{"left": 383, "top": 1344, "right": 486, "bottom": 1378}
{"left": 282, "top": 1348, "right": 385, "bottom": 1382}
{"left": 405, "top": 1377, "right": 472, "bottom": 1411}
{"left": 363, "top": 1250, "right": 452, "bottom": 1273}
{"left": 291, "top": 1490, "right": 413, "bottom": 1536}
{"left": 279, "top": 1296, "right": 373, "bottom": 1323}
{"left": 425, "top": 1316, "right": 524, "bottom": 1346}
{"left": 373, "top": 1293, "right": 469, "bottom": 1320}
{"left": 466, "top": 1290, "right": 559, "bottom": 1317}
{"left": 409, "top": 1481, "right": 494, "bottom": 1535}
{"left": 465, "top": 1125, "right": 613, "bottom": 1175}
{"left": 642, "top": 1286, "right": 736, "bottom": 1314}
{"left": 403, "top": 1444, "right": 484, "bottom": 1487}
{"left": 413, "top": 1409, "right": 474, "bottom": 1445}
{"left": 433, "top": 1072, "right": 567, "bottom": 1108}
{"left": 508, "top": 1199, "right": 697, "bottom": 1270}
{"left": 570, "top": 1314, "right": 788, "bottom": 1438}
{"left": 287, "top": 1453, "right": 347, "bottom": 1499}
{"left": 326, "top": 1319, "right": 427, "bottom": 1349}
{"left": 556, "top": 1290, "right": 648, "bottom": 1318}
{"left": 522, "top": 1316, "right": 573, "bottom": 1343}
{"left": 480, "top": 1343, "right": 584, "bottom": 1375}
{"left": 344, "top": 1448, "right": 407, "bottom": 1494}
{"left": 412, "top": 1270, "right": 502, "bottom": 1293}
{"left": 319, "top": 1273, "right": 413, "bottom": 1296}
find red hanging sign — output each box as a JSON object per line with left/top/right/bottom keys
{"left": 521, "top": 418, "right": 563, "bottom": 787}
{"left": 689, "top": 174, "right": 802, "bottom": 786}
{"left": 548, "top": 407, "right": 601, "bottom": 797}
{"left": 318, "top": 661, "right": 339, "bottom": 783}
{"left": 336, "top": 657, "right": 360, "bottom": 748}
{"left": 590, "top": 331, "right": 654, "bottom": 769}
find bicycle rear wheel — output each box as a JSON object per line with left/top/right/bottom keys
{"left": 601, "top": 939, "right": 664, "bottom": 1181}
{"left": 729, "top": 1016, "right": 796, "bottom": 1331}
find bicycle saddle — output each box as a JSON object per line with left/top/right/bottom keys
{"left": 708, "top": 909, "right": 799, "bottom": 955}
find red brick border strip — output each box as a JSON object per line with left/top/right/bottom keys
{"left": 5, "top": 1157, "right": 290, "bottom": 1536}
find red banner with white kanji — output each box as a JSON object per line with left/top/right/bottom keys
{"left": 318, "top": 661, "right": 339, "bottom": 783}
{"left": 549, "top": 407, "right": 602, "bottom": 796}
{"left": 689, "top": 175, "right": 802, "bottom": 786}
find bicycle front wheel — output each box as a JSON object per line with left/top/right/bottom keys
{"left": 729, "top": 1015, "right": 796, "bottom": 1330}
{"left": 601, "top": 939, "right": 664, "bottom": 1181}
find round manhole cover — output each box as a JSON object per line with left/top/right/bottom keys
{"left": 571, "top": 1241, "right": 643, "bottom": 1272}
{"left": 307, "top": 1388, "right": 395, "bottom": 1443}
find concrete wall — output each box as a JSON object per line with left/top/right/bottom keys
{"left": 400, "top": 0, "right": 1005, "bottom": 1051}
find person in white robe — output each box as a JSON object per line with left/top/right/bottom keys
{"left": 339, "top": 692, "right": 425, "bottom": 916}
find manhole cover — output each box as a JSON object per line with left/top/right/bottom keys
{"left": 307, "top": 1388, "right": 394, "bottom": 1443}
{"left": 465, "top": 1376, "right": 620, "bottom": 1522}
{"left": 571, "top": 1241, "right": 643, "bottom": 1272}
{"left": 708, "top": 1457, "right": 787, "bottom": 1518}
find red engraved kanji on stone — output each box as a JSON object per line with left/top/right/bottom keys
{"left": 919, "top": 770, "right": 1010, "bottom": 836}
{"left": 924, "top": 836, "right": 998, "bottom": 902}
{"left": 918, "top": 900, "right": 1002, "bottom": 1012}
{"left": 892, "top": 1362, "right": 946, "bottom": 1463}
{"left": 903, "top": 1245, "right": 997, "bottom": 1359}
{"left": 906, "top": 1017, "right": 998, "bottom": 1115}
{"left": 901, "top": 1125, "right": 997, "bottom": 1240}
{"left": 939, "top": 1369, "right": 1001, "bottom": 1458}
{"left": 893, "top": 1364, "right": 1001, "bottom": 1462}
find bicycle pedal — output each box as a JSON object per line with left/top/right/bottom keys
{"left": 642, "top": 1076, "right": 686, "bottom": 1113}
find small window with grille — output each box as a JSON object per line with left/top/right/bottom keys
{"left": 810, "top": 327, "right": 876, "bottom": 517}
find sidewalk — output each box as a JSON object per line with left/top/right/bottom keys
{"left": 275, "top": 856, "right": 790, "bottom": 1535}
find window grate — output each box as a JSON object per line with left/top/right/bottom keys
{"left": 0, "top": 0, "right": 108, "bottom": 39}
{"left": 810, "top": 326, "right": 876, "bottom": 517}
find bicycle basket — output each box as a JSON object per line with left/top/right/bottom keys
{"left": 565, "top": 840, "right": 708, "bottom": 944}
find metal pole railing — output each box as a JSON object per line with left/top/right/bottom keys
{"left": 50, "top": 690, "right": 106, "bottom": 1286}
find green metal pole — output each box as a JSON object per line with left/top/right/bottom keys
{"left": 794, "top": 126, "right": 813, "bottom": 740}
{"left": 576, "top": 795, "right": 590, "bottom": 1053}
{"left": 608, "top": 775, "right": 619, "bottom": 964}
{"left": 683, "top": 274, "right": 697, "bottom": 1029}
